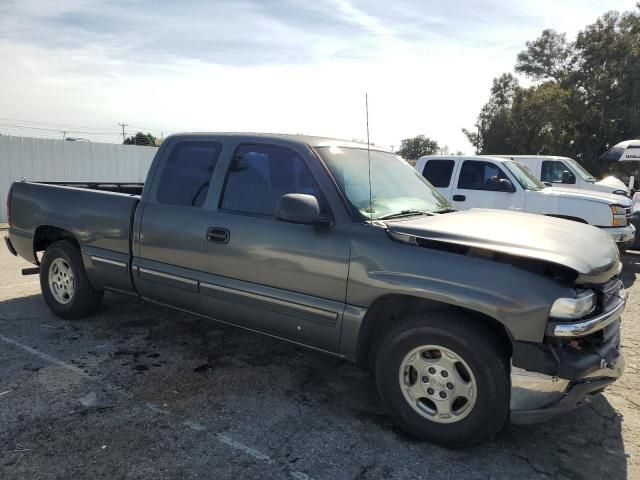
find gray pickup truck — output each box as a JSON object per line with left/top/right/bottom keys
{"left": 5, "top": 133, "right": 625, "bottom": 448}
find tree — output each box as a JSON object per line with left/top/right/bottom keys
{"left": 462, "top": 73, "right": 520, "bottom": 154}
{"left": 396, "top": 135, "right": 439, "bottom": 160}
{"left": 509, "top": 82, "right": 573, "bottom": 155}
{"left": 515, "top": 29, "right": 573, "bottom": 81}
{"left": 124, "top": 132, "right": 158, "bottom": 146}
{"left": 464, "top": 5, "right": 640, "bottom": 175}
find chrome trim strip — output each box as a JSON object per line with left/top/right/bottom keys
{"left": 551, "top": 295, "right": 625, "bottom": 337}
{"left": 200, "top": 281, "right": 338, "bottom": 326}
{"left": 90, "top": 256, "right": 127, "bottom": 268}
{"left": 139, "top": 267, "right": 198, "bottom": 286}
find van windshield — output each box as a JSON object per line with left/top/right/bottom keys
{"left": 503, "top": 161, "right": 545, "bottom": 191}
{"left": 316, "top": 146, "right": 450, "bottom": 220}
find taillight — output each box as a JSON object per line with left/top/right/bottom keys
{"left": 6, "top": 186, "right": 12, "bottom": 227}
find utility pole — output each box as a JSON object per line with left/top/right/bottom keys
{"left": 118, "top": 123, "right": 128, "bottom": 143}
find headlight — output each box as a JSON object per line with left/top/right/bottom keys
{"left": 550, "top": 290, "right": 596, "bottom": 319}
{"left": 611, "top": 205, "right": 627, "bottom": 226}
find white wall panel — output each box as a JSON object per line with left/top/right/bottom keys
{"left": 0, "top": 135, "right": 157, "bottom": 222}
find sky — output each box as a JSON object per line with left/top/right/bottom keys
{"left": 0, "top": 0, "right": 637, "bottom": 152}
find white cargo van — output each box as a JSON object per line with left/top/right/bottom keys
{"left": 415, "top": 155, "right": 635, "bottom": 250}
{"left": 494, "top": 155, "right": 630, "bottom": 198}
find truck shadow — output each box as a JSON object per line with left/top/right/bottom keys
{"left": 0, "top": 292, "right": 629, "bottom": 479}
{"left": 622, "top": 250, "right": 640, "bottom": 288}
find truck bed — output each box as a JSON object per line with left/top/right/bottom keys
{"left": 8, "top": 181, "right": 141, "bottom": 265}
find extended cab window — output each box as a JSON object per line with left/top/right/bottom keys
{"left": 541, "top": 160, "right": 576, "bottom": 184}
{"left": 458, "top": 160, "right": 509, "bottom": 191}
{"left": 423, "top": 160, "right": 454, "bottom": 187}
{"left": 221, "top": 144, "right": 322, "bottom": 216}
{"left": 157, "top": 141, "right": 221, "bottom": 207}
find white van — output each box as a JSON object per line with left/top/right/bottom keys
{"left": 415, "top": 155, "right": 635, "bottom": 250}
{"left": 494, "top": 155, "right": 631, "bottom": 198}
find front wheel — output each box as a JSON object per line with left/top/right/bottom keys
{"left": 375, "top": 311, "right": 509, "bottom": 448}
{"left": 40, "top": 240, "right": 103, "bottom": 319}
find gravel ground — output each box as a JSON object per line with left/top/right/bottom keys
{"left": 1, "top": 231, "right": 639, "bottom": 479}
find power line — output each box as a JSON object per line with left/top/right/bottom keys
{"left": 0, "top": 121, "right": 122, "bottom": 135}
{"left": 0, "top": 117, "right": 122, "bottom": 133}
{"left": 0, "top": 116, "right": 177, "bottom": 137}
{"left": 0, "top": 117, "right": 176, "bottom": 144}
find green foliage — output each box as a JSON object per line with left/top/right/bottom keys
{"left": 397, "top": 135, "right": 440, "bottom": 160}
{"left": 515, "top": 29, "right": 572, "bottom": 81}
{"left": 466, "top": 5, "right": 640, "bottom": 175}
{"left": 463, "top": 74, "right": 520, "bottom": 154}
{"left": 124, "top": 132, "right": 157, "bottom": 146}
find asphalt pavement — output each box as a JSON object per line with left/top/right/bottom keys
{"left": 1, "top": 230, "right": 639, "bottom": 479}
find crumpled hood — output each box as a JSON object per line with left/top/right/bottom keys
{"left": 541, "top": 186, "right": 631, "bottom": 206}
{"left": 385, "top": 209, "right": 620, "bottom": 279}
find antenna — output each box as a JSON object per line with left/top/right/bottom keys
{"left": 366, "top": 93, "right": 373, "bottom": 220}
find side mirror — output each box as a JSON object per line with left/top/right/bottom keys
{"left": 561, "top": 171, "right": 576, "bottom": 184}
{"left": 498, "top": 178, "right": 516, "bottom": 192}
{"left": 276, "top": 194, "right": 330, "bottom": 225}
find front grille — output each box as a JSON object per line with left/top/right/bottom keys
{"left": 594, "top": 278, "right": 624, "bottom": 313}
{"left": 626, "top": 207, "right": 632, "bottom": 220}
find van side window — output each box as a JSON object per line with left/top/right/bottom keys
{"left": 221, "top": 144, "right": 322, "bottom": 217}
{"left": 423, "top": 160, "right": 455, "bottom": 187}
{"left": 458, "top": 160, "right": 509, "bottom": 191}
{"left": 541, "top": 161, "right": 576, "bottom": 184}
{"left": 157, "top": 141, "right": 221, "bottom": 207}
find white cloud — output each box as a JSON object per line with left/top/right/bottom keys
{"left": 0, "top": 0, "right": 637, "bottom": 151}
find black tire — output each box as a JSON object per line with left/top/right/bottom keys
{"left": 375, "top": 310, "right": 509, "bottom": 448}
{"left": 39, "top": 240, "right": 103, "bottom": 319}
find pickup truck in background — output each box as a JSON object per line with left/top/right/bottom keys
{"left": 5, "top": 133, "right": 626, "bottom": 448}
{"left": 493, "top": 155, "right": 631, "bottom": 198}
{"left": 416, "top": 155, "right": 636, "bottom": 250}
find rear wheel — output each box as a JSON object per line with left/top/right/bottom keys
{"left": 375, "top": 310, "right": 509, "bottom": 448}
{"left": 40, "top": 240, "right": 103, "bottom": 319}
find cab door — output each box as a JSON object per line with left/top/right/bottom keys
{"left": 450, "top": 159, "right": 525, "bottom": 211}
{"left": 197, "top": 142, "right": 351, "bottom": 351}
{"left": 134, "top": 139, "right": 224, "bottom": 312}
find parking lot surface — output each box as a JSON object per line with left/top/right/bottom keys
{"left": 1, "top": 230, "right": 639, "bottom": 479}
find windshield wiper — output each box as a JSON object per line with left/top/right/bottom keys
{"left": 432, "top": 207, "right": 457, "bottom": 214}
{"left": 378, "top": 210, "right": 433, "bottom": 220}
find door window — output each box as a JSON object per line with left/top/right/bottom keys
{"left": 423, "top": 160, "right": 455, "bottom": 187}
{"left": 157, "top": 141, "right": 221, "bottom": 207}
{"left": 457, "top": 161, "right": 509, "bottom": 191}
{"left": 220, "top": 144, "right": 322, "bottom": 216}
{"left": 541, "top": 161, "right": 576, "bottom": 184}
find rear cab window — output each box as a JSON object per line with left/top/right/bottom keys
{"left": 157, "top": 141, "right": 221, "bottom": 207}
{"left": 422, "top": 160, "right": 455, "bottom": 187}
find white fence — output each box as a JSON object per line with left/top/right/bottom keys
{"left": 0, "top": 135, "right": 157, "bottom": 222}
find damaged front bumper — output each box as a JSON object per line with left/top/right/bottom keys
{"left": 510, "top": 353, "right": 624, "bottom": 424}
{"left": 509, "top": 292, "right": 625, "bottom": 424}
